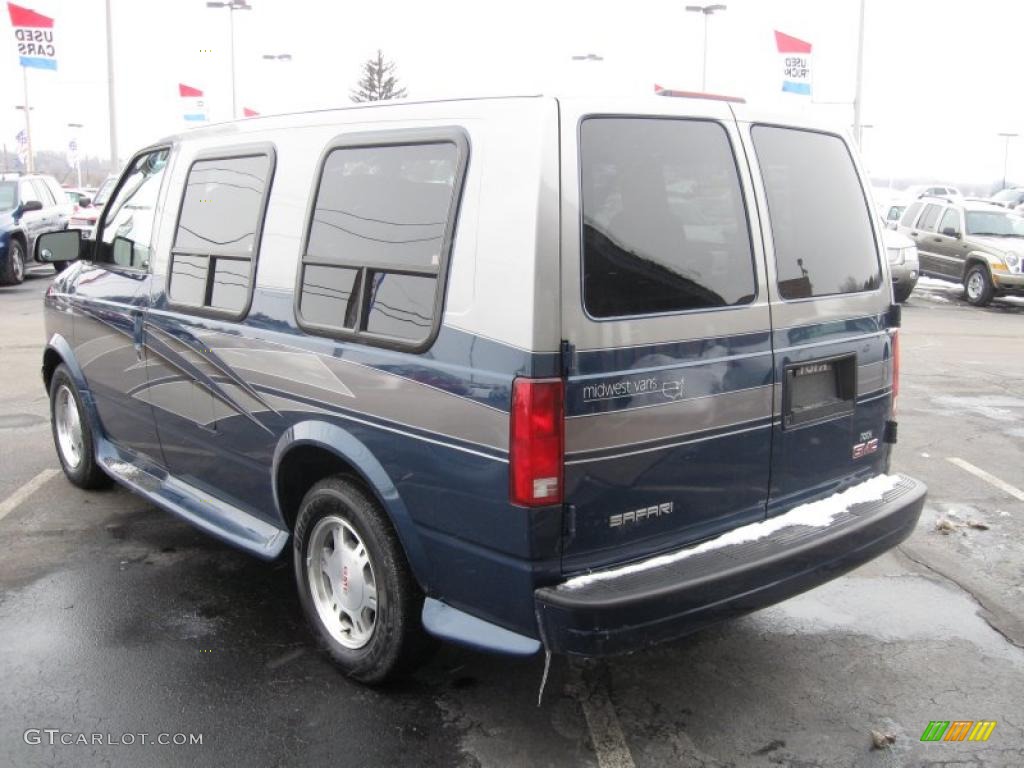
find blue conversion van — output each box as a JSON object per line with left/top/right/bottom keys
{"left": 36, "top": 95, "right": 926, "bottom": 682}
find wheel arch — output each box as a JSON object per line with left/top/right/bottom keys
{"left": 962, "top": 253, "right": 994, "bottom": 281}
{"left": 272, "top": 420, "right": 434, "bottom": 590}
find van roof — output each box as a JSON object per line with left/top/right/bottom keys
{"left": 154, "top": 93, "right": 848, "bottom": 147}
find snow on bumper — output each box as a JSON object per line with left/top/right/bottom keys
{"left": 535, "top": 474, "right": 926, "bottom": 656}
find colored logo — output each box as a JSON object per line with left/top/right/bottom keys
{"left": 920, "top": 720, "right": 997, "bottom": 742}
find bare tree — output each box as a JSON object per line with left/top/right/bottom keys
{"left": 350, "top": 50, "right": 408, "bottom": 103}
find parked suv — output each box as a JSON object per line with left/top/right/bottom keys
{"left": 0, "top": 173, "right": 71, "bottom": 285}
{"left": 897, "top": 196, "right": 1024, "bottom": 305}
{"left": 36, "top": 96, "right": 925, "bottom": 682}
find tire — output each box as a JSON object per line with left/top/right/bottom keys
{"left": 1, "top": 238, "right": 26, "bottom": 285}
{"left": 894, "top": 285, "right": 913, "bottom": 303}
{"left": 963, "top": 264, "right": 994, "bottom": 307}
{"left": 49, "top": 364, "right": 111, "bottom": 489}
{"left": 53, "top": 261, "right": 69, "bottom": 274}
{"left": 293, "top": 477, "right": 430, "bottom": 684}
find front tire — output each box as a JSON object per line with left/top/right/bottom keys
{"left": 1, "top": 239, "right": 26, "bottom": 285}
{"left": 49, "top": 364, "right": 111, "bottom": 489}
{"left": 293, "top": 477, "right": 429, "bottom": 684}
{"left": 963, "top": 264, "right": 994, "bottom": 307}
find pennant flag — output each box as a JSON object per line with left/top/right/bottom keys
{"left": 179, "top": 83, "right": 208, "bottom": 123}
{"left": 775, "top": 31, "right": 812, "bottom": 96}
{"left": 243, "top": 107, "right": 259, "bottom": 117}
{"left": 8, "top": 2, "right": 57, "bottom": 70}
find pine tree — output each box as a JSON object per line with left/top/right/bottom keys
{"left": 350, "top": 50, "right": 408, "bottom": 103}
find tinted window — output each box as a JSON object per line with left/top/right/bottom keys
{"left": 298, "top": 138, "right": 463, "bottom": 347}
{"left": 917, "top": 204, "right": 941, "bottom": 232}
{"left": 96, "top": 148, "right": 169, "bottom": 269}
{"left": 938, "top": 208, "right": 961, "bottom": 235}
{"left": 753, "top": 126, "right": 881, "bottom": 299}
{"left": 900, "top": 201, "right": 922, "bottom": 227}
{"left": 580, "top": 118, "right": 755, "bottom": 318}
{"left": 169, "top": 151, "right": 272, "bottom": 314}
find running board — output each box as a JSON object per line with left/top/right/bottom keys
{"left": 97, "top": 439, "right": 289, "bottom": 559}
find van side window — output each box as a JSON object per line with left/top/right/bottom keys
{"left": 297, "top": 138, "right": 464, "bottom": 348}
{"left": 95, "top": 148, "right": 170, "bottom": 270}
{"left": 752, "top": 126, "right": 881, "bottom": 299}
{"left": 580, "top": 117, "right": 756, "bottom": 318}
{"left": 168, "top": 150, "right": 273, "bottom": 316}
{"left": 899, "top": 201, "right": 922, "bottom": 228}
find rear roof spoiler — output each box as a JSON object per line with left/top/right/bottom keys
{"left": 653, "top": 85, "right": 746, "bottom": 104}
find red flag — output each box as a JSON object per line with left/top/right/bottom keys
{"left": 774, "top": 30, "right": 812, "bottom": 54}
{"left": 7, "top": 2, "right": 54, "bottom": 28}
{"left": 179, "top": 83, "right": 203, "bottom": 98}
{"left": 243, "top": 107, "right": 259, "bottom": 117}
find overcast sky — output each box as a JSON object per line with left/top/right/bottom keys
{"left": 2, "top": 0, "right": 1022, "bottom": 185}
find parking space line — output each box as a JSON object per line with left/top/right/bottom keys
{"left": 0, "top": 469, "right": 60, "bottom": 523}
{"left": 947, "top": 458, "right": 1024, "bottom": 503}
{"left": 570, "top": 663, "right": 636, "bottom": 768}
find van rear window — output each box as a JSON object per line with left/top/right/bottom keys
{"left": 580, "top": 117, "right": 756, "bottom": 318}
{"left": 752, "top": 126, "right": 881, "bottom": 299}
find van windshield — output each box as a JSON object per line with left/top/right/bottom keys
{"left": 580, "top": 117, "right": 756, "bottom": 318}
{"left": 0, "top": 181, "right": 15, "bottom": 212}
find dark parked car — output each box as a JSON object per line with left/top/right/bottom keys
{"left": 0, "top": 173, "right": 71, "bottom": 285}
{"left": 897, "top": 197, "right": 1024, "bottom": 306}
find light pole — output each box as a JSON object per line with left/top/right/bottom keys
{"left": 206, "top": 0, "right": 252, "bottom": 119}
{"left": 685, "top": 4, "right": 726, "bottom": 91}
{"left": 68, "top": 122, "right": 84, "bottom": 187}
{"left": 105, "top": 0, "right": 118, "bottom": 168}
{"left": 852, "top": 0, "right": 867, "bottom": 147}
{"left": 998, "top": 132, "right": 1018, "bottom": 191}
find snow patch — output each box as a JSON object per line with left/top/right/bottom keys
{"left": 560, "top": 474, "right": 903, "bottom": 591}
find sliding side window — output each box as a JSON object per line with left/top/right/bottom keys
{"left": 296, "top": 130, "right": 468, "bottom": 350}
{"left": 168, "top": 147, "right": 274, "bottom": 317}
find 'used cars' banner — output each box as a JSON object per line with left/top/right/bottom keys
{"left": 179, "top": 83, "right": 208, "bottom": 123}
{"left": 775, "top": 30, "right": 811, "bottom": 96}
{"left": 8, "top": 2, "right": 57, "bottom": 70}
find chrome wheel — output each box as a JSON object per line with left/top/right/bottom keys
{"left": 11, "top": 243, "right": 24, "bottom": 282}
{"left": 306, "top": 515, "right": 378, "bottom": 649}
{"left": 54, "top": 384, "right": 83, "bottom": 469}
{"left": 966, "top": 270, "right": 985, "bottom": 302}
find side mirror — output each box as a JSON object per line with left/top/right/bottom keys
{"left": 35, "top": 229, "right": 83, "bottom": 263}
{"left": 941, "top": 227, "right": 960, "bottom": 238}
{"left": 20, "top": 199, "right": 43, "bottom": 213}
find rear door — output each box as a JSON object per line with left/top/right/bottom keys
{"left": 558, "top": 99, "right": 774, "bottom": 573}
{"left": 737, "top": 119, "right": 895, "bottom": 514}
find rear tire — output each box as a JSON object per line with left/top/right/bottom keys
{"left": 49, "top": 364, "right": 111, "bottom": 489}
{"left": 963, "top": 264, "right": 994, "bottom": 307}
{"left": 293, "top": 477, "right": 430, "bottom": 684}
{"left": 1, "top": 239, "right": 25, "bottom": 285}
{"left": 893, "top": 285, "right": 913, "bottom": 303}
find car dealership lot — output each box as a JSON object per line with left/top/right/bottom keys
{"left": 1, "top": 275, "right": 1023, "bottom": 767}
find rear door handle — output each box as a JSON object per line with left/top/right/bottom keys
{"left": 132, "top": 313, "right": 144, "bottom": 361}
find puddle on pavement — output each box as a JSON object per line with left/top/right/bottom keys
{"left": 754, "top": 574, "right": 1024, "bottom": 666}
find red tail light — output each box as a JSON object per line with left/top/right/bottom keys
{"left": 892, "top": 330, "right": 900, "bottom": 401}
{"left": 510, "top": 377, "right": 564, "bottom": 507}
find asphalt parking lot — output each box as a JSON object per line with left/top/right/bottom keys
{"left": 1, "top": 271, "right": 1023, "bottom": 768}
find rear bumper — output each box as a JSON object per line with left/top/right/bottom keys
{"left": 535, "top": 474, "right": 926, "bottom": 656}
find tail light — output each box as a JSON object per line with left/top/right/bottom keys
{"left": 510, "top": 377, "right": 564, "bottom": 507}
{"left": 892, "top": 330, "right": 900, "bottom": 402}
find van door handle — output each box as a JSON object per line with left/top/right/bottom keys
{"left": 132, "top": 313, "right": 144, "bottom": 361}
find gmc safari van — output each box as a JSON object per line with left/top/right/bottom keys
{"left": 36, "top": 95, "right": 926, "bottom": 683}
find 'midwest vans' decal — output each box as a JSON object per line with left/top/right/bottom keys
{"left": 581, "top": 373, "right": 685, "bottom": 404}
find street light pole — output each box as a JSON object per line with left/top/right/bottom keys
{"left": 105, "top": 0, "right": 118, "bottom": 168}
{"left": 685, "top": 4, "right": 726, "bottom": 91}
{"left": 852, "top": 0, "right": 867, "bottom": 147}
{"left": 207, "top": 1, "right": 252, "bottom": 119}
{"left": 998, "top": 132, "right": 1018, "bottom": 191}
